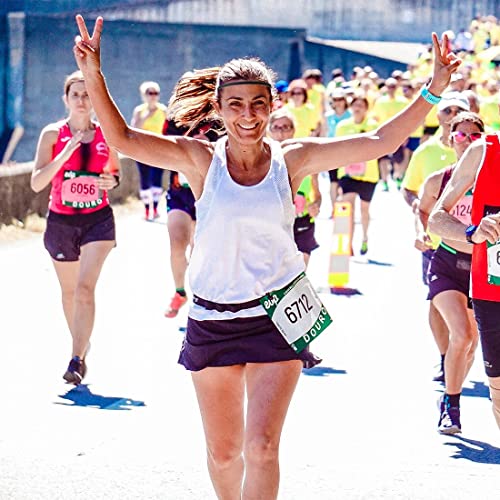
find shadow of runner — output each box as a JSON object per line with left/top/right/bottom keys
{"left": 462, "top": 381, "right": 491, "bottom": 399}
{"left": 55, "top": 384, "right": 146, "bottom": 411}
{"left": 302, "top": 366, "right": 347, "bottom": 377}
{"left": 445, "top": 436, "right": 500, "bottom": 464}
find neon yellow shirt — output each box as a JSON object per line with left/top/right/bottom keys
{"left": 285, "top": 102, "right": 319, "bottom": 138}
{"left": 336, "top": 117, "right": 379, "bottom": 183}
{"left": 403, "top": 135, "right": 456, "bottom": 249}
{"left": 307, "top": 84, "right": 325, "bottom": 123}
{"left": 480, "top": 96, "right": 500, "bottom": 130}
{"left": 137, "top": 103, "right": 168, "bottom": 134}
{"left": 371, "top": 95, "right": 408, "bottom": 124}
{"left": 423, "top": 106, "right": 439, "bottom": 128}
{"left": 402, "top": 135, "right": 456, "bottom": 193}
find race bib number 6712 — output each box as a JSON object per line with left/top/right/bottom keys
{"left": 260, "top": 273, "right": 332, "bottom": 353}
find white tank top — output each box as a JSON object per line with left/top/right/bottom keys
{"left": 189, "top": 136, "right": 305, "bottom": 320}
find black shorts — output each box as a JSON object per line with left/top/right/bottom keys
{"left": 179, "top": 315, "right": 321, "bottom": 371}
{"left": 167, "top": 185, "right": 196, "bottom": 221}
{"left": 44, "top": 206, "right": 115, "bottom": 262}
{"left": 379, "top": 143, "right": 405, "bottom": 164}
{"left": 472, "top": 298, "right": 500, "bottom": 377}
{"left": 427, "top": 244, "right": 472, "bottom": 308}
{"left": 406, "top": 137, "right": 421, "bottom": 152}
{"left": 422, "top": 249, "right": 434, "bottom": 286}
{"left": 423, "top": 125, "right": 439, "bottom": 136}
{"left": 329, "top": 169, "right": 339, "bottom": 182}
{"left": 293, "top": 216, "right": 319, "bottom": 255}
{"left": 338, "top": 177, "right": 377, "bottom": 202}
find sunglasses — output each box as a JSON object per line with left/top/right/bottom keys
{"left": 441, "top": 106, "right": 461, "bottom": 115}
{"left": 146, "top": 91, "right": 159, "bottom": 96}
{"left": 290, "top": 91, "right": 305, "bottom": 96}
{"left": 271, "top": 124, "right": 294, "bottom": 132}
{"left": 450, "top": 130, "right": 483, "bottom": 143}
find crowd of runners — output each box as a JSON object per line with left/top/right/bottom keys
{"left": 29, "top": 12, "right": 500, "bottom": 500}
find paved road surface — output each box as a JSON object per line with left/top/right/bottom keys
{"left": 1, "top": 177, "right": 499, "bottom": 499}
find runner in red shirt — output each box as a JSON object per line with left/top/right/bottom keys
{"left": 31, "top": 70, "right": 120, "bottom": 385}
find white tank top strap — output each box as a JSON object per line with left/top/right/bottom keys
{"left": 189, "top": 136, "right": 305, "bottom": 320}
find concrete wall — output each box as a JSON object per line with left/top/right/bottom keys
{"left": 14, "top": 16, "right": 305, "bottom": 162}
{"left": 0, "top": 156, "right": 140, "bottom": 224}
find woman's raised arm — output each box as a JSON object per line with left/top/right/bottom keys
{"left": 286, "top": 33, "right": 461, "bottom": 182}
{"left": 73, "top": 15, "right": 209, "bottom": 176}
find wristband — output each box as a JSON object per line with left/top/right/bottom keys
{"left": 465, "top": 224, "right": 478, "bottom": 244}
{"left": 420, "top": 87, "right": 442, "bottom": 105}
{"left": 113, "top": 174, "right": 120, "bottom": 188}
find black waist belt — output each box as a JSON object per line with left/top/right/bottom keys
{"left": 193, "top": 295, "right": 262, "bottom": 313}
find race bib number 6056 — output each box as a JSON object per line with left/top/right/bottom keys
{"left": 260, "top": 273, "right": 332, "bottom": 353}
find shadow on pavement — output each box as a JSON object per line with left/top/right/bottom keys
{"left": 445, "top": 436, "right": 500, "bottom": 464}
{"left": 462, "top": 381, "right": 491, "bottom": 399}
{"left": 367, "top": 259, "right": 394, "bottom": 267}
{"left": 302, "top": 366, "right": 347, "bottom": 377}
{"left": 55, "top": 384, "right": 146, "bottom": 411}
{"left": 330, "top": 287, "right": 363, "bottom": 296}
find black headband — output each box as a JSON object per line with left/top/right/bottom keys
{"left": 218, "top": 80, "right": 272, "bottom": 89}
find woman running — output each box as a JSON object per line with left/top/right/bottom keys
{"left": 131, "top": 81, "right": 168, "bottom": 220}
{"left": 418, "top": 112, "right": 483, "bottom": 434}
{"left": 31, "top": 70, "right": 120, "bottom": 384}
{"left": 335, "top": 95, "right": 379, "bottom": 255}
{"left": 73, "top": 15, "right": 458, "bottom": 498}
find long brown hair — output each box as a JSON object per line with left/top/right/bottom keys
{"left": 168, "top": 58, "right": 276, "bottom": 134}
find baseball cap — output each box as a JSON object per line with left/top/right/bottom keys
{"left": 275, "top": 79, "right": 289, "bottom": 93}
{"left": 437, "top": 91, "right": 470, "bottom": 111}
{"left": 329, "top": 88, "right": 346, "bottom": 99}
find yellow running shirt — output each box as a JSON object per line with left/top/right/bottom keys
{"left": 285, "top": 102, "right": 319, "bottom": 138}
{"left": 136, "top": 103, "right": 168, "bottom": 134}
{"left": 371, "top": 95, "right": 408, "bottom": 124}
{"left": 402, "top": 134, "right": 456, "bottom": 193}
{"left": 335, "top": 117, "right": 379, "bottom": 183}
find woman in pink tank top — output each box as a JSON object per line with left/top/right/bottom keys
{"left": 31, "top": 70, "right": 120, "bottom": 385}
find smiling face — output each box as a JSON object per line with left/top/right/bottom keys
{"left": 450, "top": 120, "right": 484, "bottom": 159}
{"left": 269, "top": 116, "right": 295, "bottom": 142}
{"left": 215, "top": 83, "right": 272, "bottom": 145}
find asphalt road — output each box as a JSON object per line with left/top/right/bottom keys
{"left": 1, "top": 176, "right": 499, "bottom": 500}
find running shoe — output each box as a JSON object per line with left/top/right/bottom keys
{"left": 63, "top": 356, "right": 87, "bottom": 385}
{"left": 165, "top": 292, "right": 188, "bottom": 318}
{"left": 438, "top": 396, "right": 461, "bottom": 435}
{"left": 382, "top": 181, "right": 389, "bottom": 192}
{"left": 144, "top": 207, "right": 150, "bottom": 221}
{"left": 360, "top": 241, "right": 368, "bottom": 255}
{"left": 394, "top": 177, "right": 403, "bottom": 190}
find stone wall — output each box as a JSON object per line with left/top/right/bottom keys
{"left": 0, "top": 156, "right": 141, "bottom": 224}
{"left": 13, "top": 16, "right": 304, "bottom": 163}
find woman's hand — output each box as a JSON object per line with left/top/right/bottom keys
{"left": 60, "top": 130, "right": 84, "bottom": 163}
{"left": 414, "top": 231, "right": 433, "bottom": 252}
{"left": 97, "top": 172, "right": 119, "bottom": 191}
{"left": 428, "top": 32, "right": 462, "bottom": 96}
{"left": 73, "top": 15, "right": 103, "bottom": 75}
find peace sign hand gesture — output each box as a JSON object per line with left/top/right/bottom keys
{"left": 73, "top": 15, "right": 103, "bottom": 75}
{"left": 428, "top": 32, "right": 462, "bottom": 96}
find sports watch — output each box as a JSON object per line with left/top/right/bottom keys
{"left": 465, "top": 224, "right": 479, "bottom": 244}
